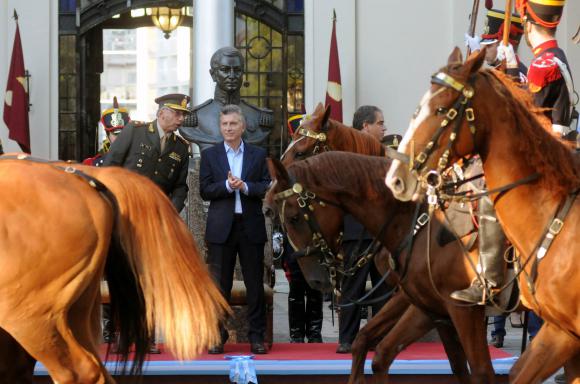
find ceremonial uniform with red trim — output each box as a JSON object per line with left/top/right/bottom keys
{"left": 527, "top": 40, "right": 572, "bottom": 126}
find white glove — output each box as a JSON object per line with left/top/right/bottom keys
{"left": 272, "top": 231, "right": 284, "bottom": 255}
{"left": 497, "top": 43, "right": 518, "bottom": 69}
{"left": 465, "top": 33, "right": 481, "bottom": 52}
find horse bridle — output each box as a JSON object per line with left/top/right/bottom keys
{"left": 409, "top": 72, "right": 478, "bottom": 207}
{"left": 281, "top": 119, "right": 331, "bottom": 160}
{"left": 273, "top": 181, "right": 347, "bottom": 291}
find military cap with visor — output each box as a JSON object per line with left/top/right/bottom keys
{"left": 516, "top": 0, "right": 566, "bottom": 29}
{"left": 481, "top": 8, "right": 524, "bottom": 46}
{"left": 155, "top": 93, "right": 192, "bottom": 113}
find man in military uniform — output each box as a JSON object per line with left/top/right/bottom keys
{"left": 83, "top": 96, "right": 130, "bottom": 167}
{"left": 465, "top": 5, "right": 528, "bottom": 81}
{"left": 519, "top": 0, "right": 576, "bottom": 140}
{"left": 103, "top": 93, "right": 191, "bottom": 212}
{"left": 179, "top": 47, "right": 273, "bottom": 151}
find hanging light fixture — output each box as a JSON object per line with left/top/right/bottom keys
{"left": 150, "top": 7, "right": 184, "bottom": 39}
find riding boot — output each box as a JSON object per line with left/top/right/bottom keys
{"left": 305, "top": 286, "right": 324, "bottom": 343}
{"left": 451, "top": 195, "right": 506, "bottom": 304}
{"left": 288, "top": 280, "right": 306, "bottom": 343}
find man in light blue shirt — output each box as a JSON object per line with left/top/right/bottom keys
{"left": 200, "top": 104, "right": 271, "bottom": 355}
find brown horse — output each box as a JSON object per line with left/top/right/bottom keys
{"left": 265, "top": 152, "right": 504, "bottom": 384}
{"left": 0, "top": 155, "right": 228, "bottom": 383}
{"left": 281, "top": 102, "right": 385, "bottom": 164}
{"left": 386, "top": 47, "right": 580, "bottom": 383}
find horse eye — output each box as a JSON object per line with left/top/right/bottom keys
{"left": 289, "top": 214, "right": 300, "bottom": 224}
{"left": 295, "top": 152, "right": 305, "bottom": 158}
{"left": 436, "top": 107, "right": 448, "bottom": 115}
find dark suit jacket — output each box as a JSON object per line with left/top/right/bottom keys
{"left": 103, "top": 120, "right": 190, "bottom": 211}
{"left": 200, "top": 141, "right": 270, "bottom": 244}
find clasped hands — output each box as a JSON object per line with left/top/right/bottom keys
{"left": 228, "top": 171, "right": 247, "bottom": 193}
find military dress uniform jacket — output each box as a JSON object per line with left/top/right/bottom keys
{"left": 103, "top": 120, "right": 190, "bottom": 211}
{"left": 528, "top": 40, "right": 573, "bottom": 127}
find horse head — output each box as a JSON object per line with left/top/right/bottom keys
{"left": 386, "top": 47, "right": 487, "bottom": 202}
{"left": 281, "top": 103, "right": 332, "bottom": 165}
{"left": 265, "top": 157, "right": 345, "bottom": 293}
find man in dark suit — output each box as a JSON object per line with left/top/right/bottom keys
{"left": 103, "top": 93, "right": 191, "bottom": 212}
{"left": 200, "top": 104, "right": 270, "bottom": 355}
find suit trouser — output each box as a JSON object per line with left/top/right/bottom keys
{"left": 338, "top": 239, "right": 389, "bottom": 344}
{"left": 207, "top": 218, "right": 266, "bottom": 343}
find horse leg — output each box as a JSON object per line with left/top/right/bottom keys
{"left": 370, "top": 304, "right": 434, "bottom": 384}
{"left": 509, "top": 322, "right": 580, "bottom": 384}
{"left": 435, "top": 322, "right": 470, "bottom": 384}
{"left": 0, "top": 327, "right": 36, "bottom": 384}
{"left": 447, "top": 306, "right": 494, "bottom": 383}
{"left": 563, "top": 351, "right": 580, "bottom": 383}
{"left": 2, "top": 268, "right": 112, "bottom": 383}
{"left": 67, "top": 273, "right": 115, "bottom": 383}
{"left": 348, "top": 293, "right": 410, "bottom": 384}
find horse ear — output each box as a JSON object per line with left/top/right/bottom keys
{"left": 463, "top": 46, "right": 486, "bottom": 75}
{"left": 314, "top": 102, "right": 324, "bottom": 114}
{"left": 321, "top": 104, "right": 332, "bottom": 128}
{"left": 267, "top": 158, "right": 291, "bottom": 189}
{"left": 447, "top": 47, "right": 463, "bottom": 65}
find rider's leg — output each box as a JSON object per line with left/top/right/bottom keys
{"left": 450, "top": 195, "right": 506, "bottom": 304}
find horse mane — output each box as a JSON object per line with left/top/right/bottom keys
{"left": 478, "top": 69, "right": 580, "bottom": 198}
{"left": 286, "top": 152, "right": 391, "bottom": 199}
{"left": 328, "top": 119, "right": 386, "bottom": 156}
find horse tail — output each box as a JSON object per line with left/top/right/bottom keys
{"left": 89, "top": 166, "right": 228, "bottom": 373}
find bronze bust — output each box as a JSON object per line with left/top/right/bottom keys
{"left": 179, "top": 47, "right": 273, "bottom": 151}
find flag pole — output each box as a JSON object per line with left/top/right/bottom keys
{"left": 13, "top": 9, "right": 18, "bottom": 22}
{"left": 466, "top": 0, "right": 481, "bottom": 57}
{"left": 502, "top": 0, "right": 513, "bottom": 46}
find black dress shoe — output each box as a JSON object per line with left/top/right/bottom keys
{"left": 208, "top": 344, "right": 224, "bottom": 354}
{"left": 250, "top": 342, "right": 268, "bottom": 354}
{"left": 336, "top": 342, "right": 352, "bottom": 354}
{"left": 554, "top": 372, "right": 567, "bottom": 384}
{"left": 490, "top": 335, "right": 504, "bottom": 348}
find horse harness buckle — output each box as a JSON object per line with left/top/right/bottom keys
{"left": 548, "top": 218, "right": 564, "bottom": 236}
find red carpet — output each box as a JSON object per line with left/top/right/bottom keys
{"left": 100, "top": 342, "right": 512, "bottom": 362}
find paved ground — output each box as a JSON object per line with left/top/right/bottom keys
{"left": 272, "top": 269, "right": 565, "bottom": 383}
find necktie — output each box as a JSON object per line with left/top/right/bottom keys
{"left": 161, "top": 133, "right": 171, "bottom": 152}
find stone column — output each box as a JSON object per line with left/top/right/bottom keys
{"left": 192, "top": 0, "right": 234, "bottom": 105}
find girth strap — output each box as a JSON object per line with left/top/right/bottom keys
{"left": 528, "top": 189, "right": 580, "bottom": 287}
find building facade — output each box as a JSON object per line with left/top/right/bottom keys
{"left": 0, "top": 0, "right": 578, "bottom": 159}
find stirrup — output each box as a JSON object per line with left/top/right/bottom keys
{"left": 450, "top": 278, "right": 489, "bottom": 305}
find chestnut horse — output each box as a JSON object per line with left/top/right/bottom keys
{"left": 279, "top": 103, "right": 473, "bottom": 382}
{"left": 386, "top": 47, "right": 580, "bottom": 383}
{"left": 265, "top": 152, "right": 503, "bottom": 384}
{"left": 281, "top": 102, "right": 385, "bottom": 164}
{"left": 0, "top": 155, "right": 228, "bottom": 383}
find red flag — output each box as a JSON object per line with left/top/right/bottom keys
{"left": 3, "top": 13, "right": 30, "bottom": 153}
{"left": 325, "top": 10, "right": 343, "bottom": 123}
